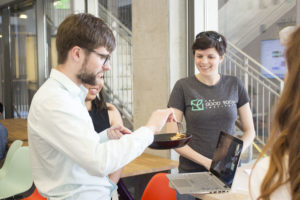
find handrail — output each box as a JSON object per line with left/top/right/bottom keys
{"left": 98, "top": 4, "right": 132, "bottom": 44}
{"left": 228, "top": 41, "right": 283, "bottom": 84}
{"left": 219, "top": 0, "right": 295, "bottom": 49}
{"left": 227, "top": 48, "right": 281, "bottom": 91}
{"left": 225, "top": 56, "right": 281, "bottom": 96}
{"left": 98, "top": 4, "right": 132, "bottom": 37}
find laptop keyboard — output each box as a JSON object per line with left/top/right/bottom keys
{"left": 187, "top": 173, "right": 224, "bottom": 190}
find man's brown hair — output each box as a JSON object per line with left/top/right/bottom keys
{"left": 56, "top": 13, "right": 115, "bottom": 64}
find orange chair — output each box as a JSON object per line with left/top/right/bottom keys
{"left": 141, "top": 173, "right": 176, "bottom": 200}
{"left": 23, "top": 188, "right": 46, "bottom": 200}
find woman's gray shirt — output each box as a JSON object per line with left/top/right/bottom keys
{"left": 168, "top": 75, "right": 250, "bottom": 172}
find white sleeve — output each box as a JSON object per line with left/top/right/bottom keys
{"left": 32, "top": 96, "right": 154, "bottom": 177}
{"left": 98, "top": 129, "right": 109, "bottom": 143}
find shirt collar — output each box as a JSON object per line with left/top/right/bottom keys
{"left": 50, "top": 69, "right": 88, "bottom": 102}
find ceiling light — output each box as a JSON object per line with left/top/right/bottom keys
{"left": 19, "top": 14, "right": 28, "bottom": 19}
{"left": 53, "top": 1, "right": 60, "bottom": 6}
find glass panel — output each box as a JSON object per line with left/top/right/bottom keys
{"left": 0, "top": 13, "right": 3, "bottom": 108}
{"left": 98, "top": 0, "right": 134, "bottom": 123}
{"left": 219, "top": 0, "right": 296, "bottom": 65}
{"left": 99, "top": 0, "right": 132, "bottom": 30}
{"left": 0, "top": 0, "right": 74, "bottom": 118}
{"left": 10, "top": 2, "right": 37, "bottom": 118}
{"left": 45, "top": 0, "right": 73, "bottom": 70}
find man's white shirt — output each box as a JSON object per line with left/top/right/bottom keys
{"left": 28, "top": 69, "right": 154, "bottom": 200}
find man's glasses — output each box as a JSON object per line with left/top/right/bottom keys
{"left": 196, "top": 31, "right": 222, "bottom": 42}
{"left": 86, "top": 48, "right": 110, "bottom": 66}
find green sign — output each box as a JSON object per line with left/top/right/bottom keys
{"left": 54, "top": 0, "right": 70, "bottom": 9}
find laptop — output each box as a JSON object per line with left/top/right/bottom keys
{"left": 167, "top": 131, "right": 243, "bottom": 194}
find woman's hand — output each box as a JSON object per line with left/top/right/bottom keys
{"left": 107, "top": 124, "right": 131, "bottom": 139}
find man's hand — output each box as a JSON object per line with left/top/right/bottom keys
{"left": 145, "top": 108, "right": 176, "bottom": 133}
{"left": 107, "top": 124, "right": 131, "bottom": 139}
{"left": 109, "top": 168, "right": 123, "bottom": 184}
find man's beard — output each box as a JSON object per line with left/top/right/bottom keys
{"left": 77, "top": 70, "right": 97, "bottom": 85}
{"left": 77, "top": 57, "right": 98, "bottom": 85}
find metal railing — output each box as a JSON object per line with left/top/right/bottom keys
{"left": 98, "top": 4, "right": 133, "bottom": 126}
{"left": 98, "top": 0, "right": 132, "bottom": 30}
{"left": 12, "top": 79, "right": 31, "bottom": 119}
{"left": 221, "top": 41, "right": 284, "bottom": 147}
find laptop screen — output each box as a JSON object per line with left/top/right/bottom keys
{"left": 210, "top": 131, "right": 243, "bottom": 187}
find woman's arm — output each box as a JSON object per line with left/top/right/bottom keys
{"left": 238, "top": 103, "right": 256, "bottom": 152}
{"left": 166, "top": 107, "right": 212, "bottom": 170}
{"left": 107, "top": 103, "right": 124, "bottom": 126}
{"left": 175, "top": 145, "right": 212, "bottom": 170}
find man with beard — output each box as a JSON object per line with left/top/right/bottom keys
{"left": 28, "top": 13, "right": 175, "bottom": 200}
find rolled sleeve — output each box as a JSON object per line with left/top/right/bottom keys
{"left": 98, "top": 129, "right": 109, "bottom": 143}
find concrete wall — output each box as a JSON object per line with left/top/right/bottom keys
{"left": 132, "top": 0, "right": 170, "bottom": 157}
{"left": 132, "top": 0, "right": 187, "bottom": 158}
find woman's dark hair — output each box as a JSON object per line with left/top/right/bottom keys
{"left": 192, "top": 31, "right": 227, "bottom": 56}
{"left": 92, "top": 90, "right": 112, "bottom": 111}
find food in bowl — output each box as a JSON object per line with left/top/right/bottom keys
{"left": 170, "top": 132, "right": 186, "bottom": 140}
{"left": 149, "top": 133, "right": 192, "bottom": 149}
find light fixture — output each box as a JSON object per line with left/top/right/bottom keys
{"left": 0, "top": 35, "right": 2, "bottom": 38}
{"left": 19, "top": 14, "right": 28, "bottom": 19}
{"left": 53, "top": 0, "right": 60, "bottom": 7}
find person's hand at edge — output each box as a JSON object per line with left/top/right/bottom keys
{"left": 145, "top": 108, "right": 176, "bottom": 134}
{"left": 107, "top": 124, "right": 131, "bottom": 139}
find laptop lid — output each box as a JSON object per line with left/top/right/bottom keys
{"left": 210, "top": 131, "right": 243, "bottom": 188}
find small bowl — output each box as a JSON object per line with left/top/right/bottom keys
{"left": 148, "top": 133, "right": 192, "bottom": 149}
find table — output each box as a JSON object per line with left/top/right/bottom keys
{"left": 119, "top": 153, "right": 178, "bottom": 199}
{"left": 0, "top": 118, "right": 28, "bottom": 146}
{"left": 122, "top": 153, "right": 178, "bottom": 178}
{"left": 190, "top": 164, "right": 251, "bottom": 200}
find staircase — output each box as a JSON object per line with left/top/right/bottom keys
{"left": 219, "top": 0, "right": 296, "bottom": 48}
{"left": 98, "top": 3, "right": 134, "bottom": 129}
{"left": 221, "top": 41, "right": 284, "bottom": 147}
